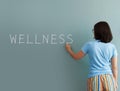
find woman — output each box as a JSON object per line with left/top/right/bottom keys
{"left": 65, "top": 21, "right": 118, "bottom": 91}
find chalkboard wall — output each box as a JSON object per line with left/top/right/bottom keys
{"left": 0, "top": 0, "right": 120, "bottom": 91}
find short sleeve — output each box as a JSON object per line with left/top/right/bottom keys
{"left": 81, "top": 42, "right": 89, "bottom": 54}
{"left": 112, "top": 46, "right": 117, "bottom": 58}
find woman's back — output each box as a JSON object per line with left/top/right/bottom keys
{"left": 81, "top": 40, "right": 117, "bottom": 78}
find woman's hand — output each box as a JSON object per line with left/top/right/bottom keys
{"left": 114, "top": 79, "right": 118, "bottom": 89}
{"left": 65, "top": 43, "right": 85, "bottom": 60}
{"left": 65, "top": 43, "right": 71, "bottom": 52}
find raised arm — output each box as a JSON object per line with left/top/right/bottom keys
{"left": 65, "top": 43, "right": 85, "bottom": 60}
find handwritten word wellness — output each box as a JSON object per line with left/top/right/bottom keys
{"left": 9, "top": 34, "right": 73, "bottom": 45}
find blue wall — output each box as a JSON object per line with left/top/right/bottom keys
{"left": 0, "top": 0, "right": 120, "bottom": 91}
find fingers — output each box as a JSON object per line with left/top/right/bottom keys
{"left": 65, "top": 42, "right": 71, "bottom": 51}
{"left": 114, "top": 79, "right": 118, "bottom": 89}
{"left": 65, "top": 43, "right": 70, "bottom": 48}
{"left": 115, "top": 83, "right": 118, "bottom": 89}
{"left": 65, "top": 42, "right": 70, "bottom": 45}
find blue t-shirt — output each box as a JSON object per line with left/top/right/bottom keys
{"left": 81, "top": 40, "right": 117, "bottom": 78}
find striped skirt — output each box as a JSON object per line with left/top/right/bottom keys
{"left": 87, "top": 74, "right": 116, "bottom": 91}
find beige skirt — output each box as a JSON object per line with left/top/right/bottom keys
{"left": 87, "top": 74, "right": 116, "bottom": 91}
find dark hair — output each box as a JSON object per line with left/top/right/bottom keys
{"left": 93, "top": 21, "right": 113, "bottom": 43}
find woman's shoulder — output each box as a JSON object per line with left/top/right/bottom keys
{"left": 85, "top": 40, "right": 97, "bottom": 44}
{"left": 82, "top": 40, "right": 96, "bottom": 47}
{"left": 105, "top": 42, "right": 115, "bottom": 46}
{"left": 107, "top": 42, "right": 116, "bottom": 48}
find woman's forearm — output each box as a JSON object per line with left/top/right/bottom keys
{"left": 67, "top": 48, "right": 79, "bottom": 60}
{"left": 112, "top": 66, "right": 118, "bottom": 82}
{"left": 111, "top": 56, "right": 118, "bottom": 88}
{"left": 65, "top": 43, "right": 85, "bottom": 60}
